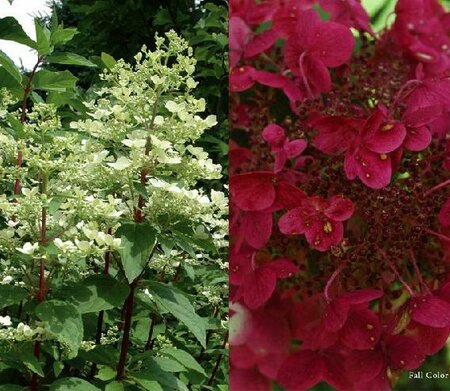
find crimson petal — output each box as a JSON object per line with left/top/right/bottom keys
{"left": 230, "top": 172, "right": 276, "bottom": 211}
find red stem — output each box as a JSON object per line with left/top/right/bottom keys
{"left": 385, "top": 257, "right": 414, "bottom": 297}
{"left": 424, "top": 179, "right": 450, "bottom": 196}
{"left": 116, "top": 282, "right": 136, "bottom": 380}
{"left": 299, "top": 52, "right": 313, "bottom": 99}
{"left": 207, "top": 331, "right": 228, "bottom": 386}
{"left": 144, "top": 314, "right": 157, "bottom": 350}
{"left": 324, "top": 265, "right": 343, "bottom": 302}
{"left": 423, "top": 227, "right": 450, "bottom": 242}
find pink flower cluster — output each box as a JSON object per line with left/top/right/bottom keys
{"left": 229, "top": 0, "right": 450, "bottom": 390}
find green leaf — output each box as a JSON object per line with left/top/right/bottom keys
{"left": 53, "top": 361, "right": 64, "bottom": 377}
{"left": 133, "top": 182, "right": 149, "bottom": 200}
{"left": 33, "top": 70, "right": 77, "bottom": 92}
{"left": 50, "top": 27, "right": 78, "bottom": 46}
{"left": 157, "top": 234, "right": 174, "bottom": 256}
{"left": 34, "top": 19, "right": 52, "bottom": 55}
{"left": 96, "top": 366, "right": 116, "bottom": 381}
{"left": 0, "top": 67, "right": 23, "bottom": 100}
{"left": 0, "top": 285, "right": 28, "bottom": 307}
{"left": 160, "top": 348, "right": 206, "bottom": 376}
{"left": 0, "top": 17, "right": 37, "bottom": 49}
{"left": 0, "top": 49, "right": 22, "bottom": 84}
{"left": 101, "top": 52, "right": 116, "bottom": 70}
{"left": 146, "top": 281, "right": 206, "bottom": 347}
{"left": 132, "top": 377, "right": 163, "bottom": 391}
{"left": 50, "top": 377, "right": 101, "bottom": 391}
{"left": 46, "top": 52, "right": 97, "bottom": 67}
{"left": 117, "top": 222, "right": 157, "bottom": 283}
{"left": 153, "top": 357, "right": 185, "bottom": 373}
{"left": 105, "top": 382, "right": 125, "bottom": 391}
{"left": 0, "top": 386, "right": 25, "bottom": 391}
{"left": 35, "top": 300, "right": 83, "bottom": 358}
{"left": 64, "top": 274, "right": 130, "bottom": 314}
{"left": 133, "top": 360, "right": 187, "bottom": 391}
{"left": 20, "top": 350, "right": 44, "bottom": 377}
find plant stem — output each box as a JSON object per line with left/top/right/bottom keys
{"left": 116, "top": 281, "right": 136, "bottom": 380}
{"left": 29, "top": 341, "right": 41, "bottom": 391}
{"left": 16, "top": 56, "right": 42, "bottom": 196}
{"left": 207, "top": 331, "right": 228, "bottom": 386}
{"left": 423, "top": 227, "right": 450, "bottom": 242}
{"left": 30, "top": 172, "right": 48, "bottom": 391}
{"left": 144, "top": 314, "right": 157, "bottom": 350}
{"left": 424, "top": 179, "right": 450, "bottom": 196}
{"left": 90, "top": 234, "right": 112, "bottom": 378}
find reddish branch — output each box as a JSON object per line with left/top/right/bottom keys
{"left": 116, "top": 281, "right": 136, "bottom": 380}
{"left": 144, "top": 314, "right": 157, "bottom": 350}
{"left": 90, "top": 230, "right": 112, "bottom": 378}
{"left": 207, "top": 331, "right": 228, "bottom": 386}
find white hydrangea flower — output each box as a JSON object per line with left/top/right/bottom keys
{"left": 16, "top": 242, "right": 39, "bottom": 255}
{"left": 107, "top": 156, "right": 131, "bottom": 170}
{"left": 1, "top": 276, "right": 13, "bottom": 284}
{"left": 0, "top": 316, "right": 11, "bottom": 327}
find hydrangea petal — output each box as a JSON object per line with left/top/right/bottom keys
{"left": 230, "top": 172, "right": 276, "bottom": 211}
{"left": 325, "top": 196, "right": 354, "bottom": 221}
{"left": 410, "top": 294, "right": 450, "bottom": 327}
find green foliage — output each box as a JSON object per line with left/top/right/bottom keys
{"left": 35, "top": 300, "right": 84, "bottom": 358}
{"left": 146, "top": 281, "right": 207, "bottom": 348}
{"left": 0, "top": 17, "right": 37, "bottom": 49}
{"left": 116, "top": 223, "right": 157, "bottom": 283}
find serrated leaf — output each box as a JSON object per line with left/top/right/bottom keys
{"left": 35, "top": 300, "right": 83, "bottom": 358}
{"left": 146, "top": 281, "right": 206, "bottom": 347}
{"left": 0, "top": 49, "right": 22, "bottom": 84}
{"left": 33, "top": 70, "right": 77, "bottom": 92}
{"left": 117, "top": 222, "right": 157, "bottom": 283}
{"left": 51, "top": 27, "right": 78, "bottom": 46}
{"left": 160, "top": 348, "right": 206, "bottom": 376}
{"left": 46, "top": 52, "right": 97, "bottom": 67}
{"left": 0, "top": 285, "right": 28, "bottom": 307}
{"left": 63, "top": 274, "right": 130, "bottom": 314}
{"left": 50, "top": 377, "right": 100, "bottom": 391}
{"left": 0, "top": 17, "right": 37, "bottom": 49}
{"left": 101, "top": 52, "right": 116, "bottom": 70}
{"left": 34, "top": 19, "right": 52, "bottom": 55}
{"left": 20, "top": 351, "right": 44, "bottom": 377}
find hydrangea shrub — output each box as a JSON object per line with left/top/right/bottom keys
{"left": 0, "top": 16, "right": 227, "bottom": 391}
{"left": 229, "top": 0, "right": 450, "bottom": 390}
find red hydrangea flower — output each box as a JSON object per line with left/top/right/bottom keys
{"left": 278, "top": 194, "right": 354, "bottom": 251}
{"left": 319, "top": 0, "right": 374, "bottom": 35}
{"left": 229, "top": 66, "right": 304, "bottom": 113}
{"left": 229, "top": 17, "right": 279, "bottom": 68}
{"left": 313, "top": 106, "right": 407, "bottom": 188}
{"left": 284, "top": 10, "right": 354, "bottom": 97}
{"left": 230, "top": 252, "right": 298, "bottom": 309}
{"left": 262, "top": 124, "right": 307, "bottom": 172}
